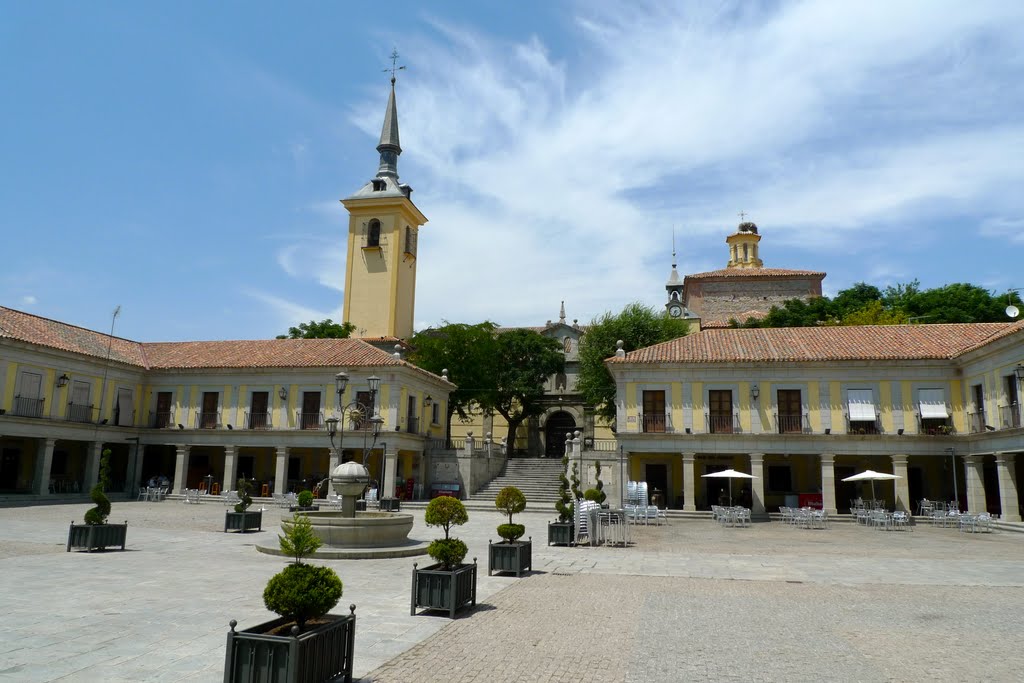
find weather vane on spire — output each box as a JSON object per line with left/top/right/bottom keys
{"left": 738, "top": 211, "right": 747, "bottom": 222}
{"left": 383, "top": 48, "right": 406, "bottom": 84}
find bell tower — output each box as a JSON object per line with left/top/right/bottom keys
{"left": 341, "top": 62, "right": 427, "bottom": 340}
{"left": 725, "top": 215, "right": 763, "bottom": 269}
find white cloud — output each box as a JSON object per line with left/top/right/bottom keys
{"left": 242, "top": 289, "right": 342, "bottom": 331}
{"left": 21, "top": 295, "right": 37, "bottom": 306}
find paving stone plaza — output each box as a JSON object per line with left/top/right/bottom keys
{"left": 1, "top": 500, "right": 1022, "bottom": 682}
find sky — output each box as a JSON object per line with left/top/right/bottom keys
{"left": 2, "top": 1, "right": 1023, "bottom": 342}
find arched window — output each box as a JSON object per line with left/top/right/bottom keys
{"left": 367, "top": 219, "right": 381, "bottom": 248}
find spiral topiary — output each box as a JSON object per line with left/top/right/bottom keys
{"left": 594, "top": 460, "right": 607, "bottom": 505}
{"left": 234, "top": 477, "right": 253, "bottom": 513}
{"left": 554, "top": 454, "right": 573, "bottom": 523}
{"left": 83, "top": 449, "right": 112, "bottom": 525}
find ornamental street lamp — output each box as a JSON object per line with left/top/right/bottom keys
{"left": 325, "top": 371, "right": 384, "bottom": 502}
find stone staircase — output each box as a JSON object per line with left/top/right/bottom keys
{"left": 467, "top": 457, "right": 565, "bottom": 509}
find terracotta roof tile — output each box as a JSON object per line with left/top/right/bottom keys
{"left": 0, "top": 306, "right": 146, "bottom": 366}
{"left": 608, "top": 323, "right": 1018, "bottom": 364}
{"left": 684, "top": 267, "right": 826, "bottom": 280}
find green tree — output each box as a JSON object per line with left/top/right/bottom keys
{"left": 577, "top": 303, "right": 690, "bottom": 422}
{"left": 840, "top": 300, "right": 910, "bottom": 326}
{"left": 408, "top": 322, "right": 499, "bottom": 441}
{"left": 279, "top": 513, "right": 323, "bottom": 564}
{"left": 901, "top": 283, "right": 1015, "bottom": 323}
{"left": 277, "top": 319, "right": 355, "bottom": 339}
{"left": 486, "top": 329, "right": 565, "bottom": 449}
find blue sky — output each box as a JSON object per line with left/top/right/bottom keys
{"left": 3, "top": 1, "right": 1022, "bottom": 341}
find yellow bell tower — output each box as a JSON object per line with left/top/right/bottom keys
{"left": 725, "top": 218, "right": 763, "bottom": 269}
{"left": 341, "top": 74, "right": 427, "bottom": 340}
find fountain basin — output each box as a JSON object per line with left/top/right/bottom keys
{"left": 256, "top": 510, "right": 430, "bottom": 560}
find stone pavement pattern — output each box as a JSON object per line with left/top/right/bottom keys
{"left": 0, "top": 500, "right": 1022, "bottom": 682}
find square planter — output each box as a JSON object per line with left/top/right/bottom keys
{"left": 224, "top": 608, "right": 356, "bottom": 683}
{"left": 355, "top": 500, "right": 367, "bottom": 512}
{"left": 411, "top": 559, "right": 477, "bottom": 618}
{"left": 225, "top": 509, "right": 263, "bottom": 533}
{"left": 488, "top": 538, "right": 532, "bottom": 577}
{"left": 67, "top": 522, "right": 128, "bottom": 552}
{"left": 379, "top": 497, "right": 401, "bottom": 512}
{"left": 547, "top": 521, "right": 574, "bottom": 546}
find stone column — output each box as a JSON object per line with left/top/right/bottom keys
{"left": 994, "top": 452, "right": 1021, "bottom": 522}
{"left": 682, "top": 452, "right": 697, "bottom": 512}
{"left": 173, "top": 445, "right": 190, "bottom": 494}
{"left": 962, "top": 455, "right": 987, "bottom": 514}
{"left": 223, "top": 445, "right": 237, "bottom": 495}
{"left": 124, "top": 441, "right": 141, "bottom": 494}
{"left": 32, "top": 438, "right": 57, "bottom": 495}
{"left": 84, "top": 441, "right": 104, "bottom": 490}
{"left": 382, "top": 444, "right": 399, "bottom": 499}
{"left": 749, "top": 452, "right": 767, "bottom": 519}
{"left": 890, "top": 454, "right": 911, "bottom": 512}
{"left": 819, "top": 453, "right": 837, "bottom": 515}
{"left": 274, "top": 446, "right": 288, "bottom": 495}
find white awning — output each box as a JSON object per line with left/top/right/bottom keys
{"left": 847, "top": 389, "right": 877, "bottom": 421}
{"left": 918, "top": 388, "right": 949, "bottom": 419}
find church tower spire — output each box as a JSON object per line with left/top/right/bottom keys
{"left": 341, "top": 50, "right": 426, "bottom": 341}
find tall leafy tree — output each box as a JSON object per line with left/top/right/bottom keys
{"left": 486, "top": 329, "right": 565, "bottom": 449}
{"left": 408, "top": 322, "right": 499, "bottom": 441}
{"left": 277, "top": 319, "right": 355, "bottom": 339}
{"left": 577, "top": 303, "right": 690, "bottom": 422}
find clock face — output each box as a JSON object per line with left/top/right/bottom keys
{"left": 669, "top": 305, "right": 682, "bottom": 317}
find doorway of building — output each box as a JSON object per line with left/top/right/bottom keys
{"left": 544, "top": 411, "right": 576, "bottom": 457}
{"left": 645, "top": 463, "right": 668, "bottom": 507}
{"left": 0, "top": 448, "right": 20, "bottom": 490}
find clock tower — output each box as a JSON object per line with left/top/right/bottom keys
{"left": 665, "top": 248, "right": 686, "bottom": 318}
{"left": 341, "top": 73, "right": 427, "bottom": 340}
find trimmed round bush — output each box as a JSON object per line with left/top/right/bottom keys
{"left": 427, "top": 537, "right": 468, "bottom": 569}
{"left": 263, "top": 563, "right": 343, "bottom": 631}
{"left": 424, "top": 497, "right": 468, "bottom": 538}
{"left": 584, "top": 488, "right": 602, "bottom": 503}
{"left": 297, "top": 490, "right": 314, "bottom": 507}
{"left": 497, "top": 523, "right": 525, "bottom": 543}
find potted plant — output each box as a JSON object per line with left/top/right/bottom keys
{"left": 594, "top": 460, "right": 608, "bottom": 508}
{"left": 224, "top": 514, "right": 355, "bottom": 683}
{"left": 225, "top": 478, "right": 262, "bottom": 532}
{"left": 411, "top": 497, "right": 477, "bottom": 618}
{"left": 548, "top": 454, "right": 574, "bottom": 546}
{"left": 288, "top": 489, "right": 320, "bottom": 513}
{"left": 67, "top": 449, "right": 127, "bottom": 552}
{"left": 488, "top": 486, "right": 531, "bottom": 577}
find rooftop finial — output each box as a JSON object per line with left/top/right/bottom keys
{"left": 382, "top": 47, "right": 406, "bottom": 85}
{"left": 672, "top": 226, "right": 677, "bottom": 269}
{"left": 559, "top": 301, "right": 566, "bottom": 324}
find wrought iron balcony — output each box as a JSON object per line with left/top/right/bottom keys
{"left": 641, "top": 413, "right": 666, "bottom": 433}
{"left": 406, "top": 416, "right": 420, "bottom": 434}
{"left": 66, "top": 402, "right": 94, "bottom": 423}
{"left": 845, "top": 417, "right": 880, "bottom": 435}
{"left": 776, "top": 413, "right": 808, "bottom": 434}
{"left": 999, "top": 403, "right": 1021, "bottom": 429}
{"left": 966, "top": 410, "right": 987, "bottom": 434}
{"left": 297, "top": 411, "right": 324, "bottom": 430}
{"left": 150, "top": 410, "right": 174, "bottom": 429}
{"left": 245, "top": 411, "right": 271, "bottom": 430}
{"left": 12, "top": 396, "right": 44, "bottom": 418}
{"left": 707, "top": 414, "right": 740, "bottom": 434}
{"left": 194, "top": 411, "right": 220, "bottom": 429}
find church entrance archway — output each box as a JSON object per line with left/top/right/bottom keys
{"left": 545, "top": 411, "right": 576, "bottom": 457}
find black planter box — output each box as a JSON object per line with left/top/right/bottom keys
{"left": 411, "top": 559, "right": 477, "bottom": 618}
{"left": 488, "top": 538, "right": 532, "bottom": 577}
{"left": 547, "top": 521, "right": 574, "bottom": 546}
{"left": 355, "top": 500, "right": 367, "bottom": 512}
{"left": 224, "top": 608, "right": 356, "bottom": 683}
{"left": 225, "top": 509, "right": 263, "bottom": 533}
{"left": 288, "top": 506, "right": 320, "bottom": 513}
{"left": 379, "top": 497, "right": 401, "bottom": 512}
{"left": 67, "top": 522, "right": 128, "bottom": 552}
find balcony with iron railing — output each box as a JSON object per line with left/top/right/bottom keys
{"left": 641, "top": 413, "right": 666, "bottom": 433}
{"left": 406, "top": 416, "right": 420, "bottom": 435}
{"left": 917, "top": 415, "right": 955, "bottom": 436}
{"left": 967, "top": 410, "right": 987, "bottom": 434}
{"left": 150, "top": 409, "right": 174, "bottom": 429}
{"left": 297, "top": 411, "right": 325, "bottom": 430}
{"left": 844, "top": 416, "right": 881, "bottom": 435}
{"left": 707, "top": 413, "right": 740, "bottom": 434}
{"left": 194, "top": 411, "right": 221, "bottom": 429}
{"left": 999, "top": 403, "right": 1021, "bottom": 429}
{"left": 12, "top": 396, "right": 45, "bottom": 418}
{"left": 245, "top": 411, "right": 272, "bottom": 430}
{"left": 776, "top": 413, "right": 809, "bottom": 434}
{"left": 66, "top": 402, "right": 94, "bottom": 423}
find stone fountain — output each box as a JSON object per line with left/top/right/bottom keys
{"left": 257, "top": 460, "right": 427, "bottom": 559}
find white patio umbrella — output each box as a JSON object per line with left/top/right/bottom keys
{"left": 840, "top": 470, "right": 901, "bottom": 505}
{"left": 701, "top": 469, "right": 757, "bottom": 506}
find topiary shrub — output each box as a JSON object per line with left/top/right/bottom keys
{"left": 555, "top": 454, "right": 573, "bottom": 523}
{"left": 234, "top": 478, "right": 253, "bottom": 513}
{"left": 262, "top": 564, "right": 342, "bottom": 632}
{"left": 424, "top": 497, "right": 469, "bottom": 569}
{"left": 83, "top": 449, "right": 112, "bottom": 525}
{"left": 494, "top": 486, "right": 526, "bottom": 542}
{"left": 594, "top": 460, "right": 607, "bottom": 505}
{"left": 584, "top": 488, "right": 602, "bottom": 503}
{"left": 297, "top": 489, "right": 314, "bottom": 507}
{"left": 279, "top": 513, "right": 322, "bottom": 564}
{"left": 570, "top": 462, "right": 582, "bottom": 501}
